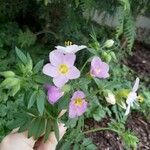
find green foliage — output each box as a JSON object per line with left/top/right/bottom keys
{"left": 18, "top": 29, "right": 37, "bottom": 48}
{"left": 140, "top": 90, "right": 150, "bottom": 120}
{"left": 0, "top": 0, "right": 149, "bottom": 148}
{"left": 109, "top": 120, "right": 139, "bottom": 149}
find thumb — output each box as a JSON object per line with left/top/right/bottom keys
{"left": 0, "top": 130, "right": 36, "bottom": 150}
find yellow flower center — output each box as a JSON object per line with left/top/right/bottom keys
{"left": 95, "top": 68, "right": 101, "bottom": 74}
{"left": 59, "top": 64, "right": 69, "bottom": 74}
{"left": 65, "top": 40, "right": 72, "bottom": 46}
{"left": 74, "top": 98, "right": 83, "bottom": 107}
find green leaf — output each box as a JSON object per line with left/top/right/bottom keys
{"left": 26, "top": 53, "right": 33, "bottom": 71}
{"left": 86, "top": 144, "right": 97, "bottom": 150}
{"left": 0, "top": 78, "right": 19, "bottom": 88}
{"left": 34, "top": 75, "right": 52, "bottom": 84}
{"left": 28, "top": 91, "right": 37, "bottom": 109}
{"left": 93, "top": 107, "right": 106, "bottom": 122}
{"left": 0, "top": 71, "right": 15, "bottom": 78}
{"left": 66, "top": 118, "right": 78, "bottom": 128}
{"left": 33, "top": 60, "right": 44, "bottom": 74}
{"left": 18, "top": 29, "right": 37, "bottom": 48}
{"left": 15, "top": 47, "right": 27, "bottom": 64}
{"left": 44, "top": 118, "right": 52, "bottom": 141}
{"left": 73, "top": 144, "right": 80, "bottom": 150}
{"left": 18, "top": 117, "right": 31, "bottom": 133}
{"left": 61, "top": 141, "right": 71, "bottom": 149}
{"left": 10, "top": 83, "right": 20, "bottom": 96}
{"left": 83, "top": 138, "right": 92, "bottom": 146}
{"left": 8, "top": 113, "right": 28, "bottom": 130}
{"left": 54, "top": 120, "right": 60, "bottom": 142}
{"left": 29, "top": 118, "right": 46, "bottom": 139}
{"left": 36, "top": 90, "right": 45, "bottom": 115}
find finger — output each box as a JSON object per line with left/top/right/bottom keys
{"left": 58, "top": 109, "right": 67, "bottom": 118}
{"left": 0, "top": 131, "right": 36, "bottom": 150}
{"left": 37, "top": 123, "right": 67, "bottom": 150}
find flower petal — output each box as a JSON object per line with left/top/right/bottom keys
{"left": 49, "top": 50, "right": 64, "bottom": 66}
{"left": 76, "top": 100, "right": 87, "bottom": 116}
{"left": 71, "top": 91, "right": 85, "bottom": 100}
{"left": 125, "top": 104, "right": 131, "bottom": 116}
{"left": 42, "top": 63, "right": 58, "bottom": 77}
{"left": 69, "top": 102, "right": 77, "bottom": 118}
{"left": 67, "top": 66, "right": 80, "bottom": 79}
{"left": 91, "top": 56, "right": 102, "bottom": 67}
{"left": 63, "top": 54, "right": 76, "bottom": 66}
{"left": 47, "top": 85, "right": 64, "bottom": 104}
{"left": 132, "top": 77, "right": 140, "bottom": 92}
{"left": 56, "top": 45, "right": 87, "bottom": 54}
{"left": 53, "top": 76, "right": 69, "bottom": 87}
{"left": 97, "top": 72, "right": 109, "bottom": 78}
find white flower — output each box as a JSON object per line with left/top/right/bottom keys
{"left": 55, "top": 44, "right": 87, "bottom": 54}
{"left": 105, "top": 91, "right": 116, "bottom": 105}
{"left": 125, "top": 77, "right": 140, "bottom": 116}
{"left": 104, "top": 39, "right": 114, "bottom": 48}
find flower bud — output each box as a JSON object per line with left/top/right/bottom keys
{"left": 104, "top": 39, "right": 114, "bottom": 48}
{"left": 0, "top": 78, "right": 20, "bottom": 88}
{"left": 102, "top": 52, "right": 112, "bottom": 63}
{"left": 105, "top": 91, "right": 116, "bottom": 105}
{"left": 0, "top": 71, "right": 15, "bottom": 78}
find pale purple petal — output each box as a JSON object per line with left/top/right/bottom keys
{"left": 97, "top": 71, "right": 109, "bottom": 78}
{"left": 132, "top": 77, "right": 139, "bottom": 92}
{"left": 53, "top": 76, "right": 69, "bottom": 87}
{"left": 69, "top": 91, "right": 87, "bottom": 118}
{"left": 66, "top": 66, "right": 80, "bottom": 79}
{"left": 101, "top": 62, "right": 109, "bottom": 72}
{"left": 47, "top": 85, "right": 64, "bottom": 104}
{"left": 90, "top": 56, "right": 109, "bottom": 79}
{"left": 69, "top": 102, "right": 77, "bottom": 118}
{"left": 76, "top": 100, "right": 87, "bottom": 116}
{"left": 43, "top": 63, "right": 58, "bottom": 77}
{"left": 91, "top": 56, "right": 102, "bottom": 67}
{"left": 63, "top": 54, "right": 76, "bottom": 66}
{"left": 49, "top": 50, "right": 64, "bottom": 66}
{"left": 71, "top": 91, "right": 85, "bottom": 101}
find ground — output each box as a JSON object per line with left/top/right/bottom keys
{"left": 86, "top": 42, "right": 150, "bottom": 150}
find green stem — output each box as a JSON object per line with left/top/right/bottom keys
{"left": 84, "top": 127, "right": 118, "bottom": 134}
{"left": 36, "top": 30, "right": 59, "bottom": 39}
{"left": 80, "top": 58, "right": 91, "bottom": 73}
{"left": 45, "top": 108, "right": 55, "bottom": 120}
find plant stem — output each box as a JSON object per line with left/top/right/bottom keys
{"left": 84, "top": 127, "right": 118, "bottom": 134}
{"left": 45, "top": 108, "right": 55, "bottom": 120}
{"left": 80, "top": 58, "right": 91, "bottom": 73}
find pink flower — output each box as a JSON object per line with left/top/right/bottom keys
{"left": 43, "top": 51, "right": 80, "bottom": 87}
{"left": 45, "top": 85, "right": 64, "bottom": 104}
{"left": 90, "top": 56, "right": 109, "bottom": 78}
{"left": 69, "top": 91, "right": 87, "bottom": 118}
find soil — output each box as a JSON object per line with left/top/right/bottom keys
{"left": 85, "top": 42, "right": 150, "bottom": 150}
{"left": 124, "top": 42, "right": 150, "bottom": 78}
{"left": 85, "top": 113, "right": 150, "bottom": 150}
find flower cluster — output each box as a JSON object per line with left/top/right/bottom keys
{"left": 42, "top": 43, "right": 110, "bottom": 118}
{"left": 42, "top": 42, "right": 140, "bottom": 118}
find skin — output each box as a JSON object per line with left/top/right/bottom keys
{"left": 0, "top": 123, "right": 66, "bottom": 150}
{"left": 0, "top": 110, "right": 67, "bottom": 150}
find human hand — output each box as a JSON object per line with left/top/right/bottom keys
{"left": 0, "top": 123, "right": 66, "bottom": 150}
